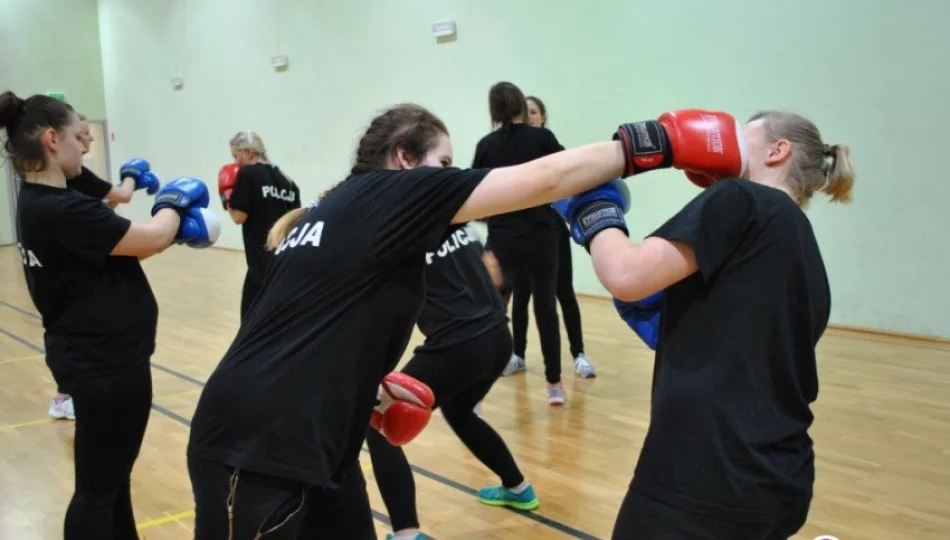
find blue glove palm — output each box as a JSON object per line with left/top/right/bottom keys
{"left": 613, "top": 292, "right": 664, "bottom": 350}
{"left": 151, "top": 177, "right": 211, "bottom": 216}
{"left": 551, "top": 179, "right": 631, "bottom": 248}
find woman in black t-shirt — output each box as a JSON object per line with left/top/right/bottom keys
{"left": 553, "top": 110, "right": 855, "bottom": 539}
{"left": 503, "top": 94, "right": 595, "bottom": 380}
{"left": 1, "top": 90, "right": 220, "bottom": 540}
{"left": 186, "top": 102, "right": 743, "bottom": 538}
{"left": 472, "top": 82, "right": 571, "bottom": 406}
{"left": 47, "top": 114, "right": 149, "bottom": 421}
{"left": 367, "top": 223, "right": 538, "bottom": 540}
{"left": 219, "top": 130, "right": 302, "bottom": 320}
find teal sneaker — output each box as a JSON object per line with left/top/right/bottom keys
{"left": 385, "top": 533, "right": 426, "bottom": 540}
{"left": 476, "top": 484, "right": 540, "bottom": 511}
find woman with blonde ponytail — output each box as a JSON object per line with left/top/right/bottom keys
{"left": 220, "top": 130, "right": 301, "bottom": 320}
{"left": 563, "top": 110, "right": 855, "bottom": 539}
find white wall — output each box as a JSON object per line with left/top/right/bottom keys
{"left": 0, "top": 0, "right": 107, "bottom": 245}
{"left": 95, "top": 0, "right": 950, "bottom": 338}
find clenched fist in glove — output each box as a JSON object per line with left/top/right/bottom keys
{"left": 151, "top": 177, "right": 220, "bottom": 248}
{"left": 218, "top": 163, "right": 239, "bottom": 210}
{"left": 613, "top": 109, "right": 747, "bottom": 188}
{"left": 371, "top": 372, "right": 435, "bottom": 446}
{"left": 614, "top": 292, "right": 664, "bottom": 351}
{"left": 119, "top": 158, "right": 161, "bottom": 195}
{"left": 552, "top": 178, "right": 631, "bottom": 249}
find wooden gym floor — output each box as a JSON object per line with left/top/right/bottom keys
{"left": 0, "top": 244, "right": 948, "bottom": 540}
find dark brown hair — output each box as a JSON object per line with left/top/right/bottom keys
{"left": 748, "top": 110, "right": 855, "bottom": 207}
{"left": 526, "top": 95, "right": 547, "bottom": 127}
{"left": 266, "top": 103, "right": 448, "bottom": 250}
{"left": 489, "top": 82, "right": 526, "bottom": 127}
{"left": 0, "top": 91, "right": 76, "bottom": 175}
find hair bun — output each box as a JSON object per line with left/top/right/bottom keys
{"left": 0, "top": 91, "right": 25, "bottom": 130}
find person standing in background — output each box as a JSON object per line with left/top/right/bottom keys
{"left": 503, "top": 95, "right": 596, "bottom": 379}
{"left": 473, "top": 82, "right": 569, "bottom": 406}
{"left": 218, "top": 130, "right": 301, "bottom": 321}
{"left": 48, "top": 114, "right": 154, "bottom": 421}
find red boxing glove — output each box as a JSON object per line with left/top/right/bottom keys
{"left": 217, "top": 163, "right": 239, "bottom": 210}
{"left": 370, "top": 372, "right": 435, "bottom": 446}
{"left": 614, "top": 109, "right": 746, "bottom": 187}
{"left": 659, "top": 109, "right": 746, "bottom": 186}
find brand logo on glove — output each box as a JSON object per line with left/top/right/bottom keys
{"left": 701, "top": 113, "right": 725, "bottom": 154}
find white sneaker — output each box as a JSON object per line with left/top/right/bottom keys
{"left": 546, "top": 382, "right": 566, "bottom": 406}
{"left": 501, "top": 354, "right": 526, "bottom": 376}
{"left": 49, "top": 396, "right": 75, "bottom": 420}
{"left": 573, "top": 353, "right": 597, "bottom": 378}
{"left": 474, "top": 403, "right": 483, "bottom": 418}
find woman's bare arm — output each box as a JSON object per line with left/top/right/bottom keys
{"left": 452, "top": 141, "right": 625, "bottom": 224}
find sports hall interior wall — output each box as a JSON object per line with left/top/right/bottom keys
{"left": 0, "top": 0, "right": 107, "bottom": 245}
{"left": 3, "top": 0, "right": 948, "bottom": 339}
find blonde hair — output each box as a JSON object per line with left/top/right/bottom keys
{"left": 229, "top": 130, "right": 269, "bottom": 162}
{"left": 748, "top": 111, "right": 855, "bottom": 207}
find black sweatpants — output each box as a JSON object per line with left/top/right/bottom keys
{"left": 61, "top": 363, "right": 152, "bottom": 540}
{"left": 188, "top": 455, "right": 375, "bottom": 539}
{"left": 511, "top": 224, "right": 585, "bottom": 359}
{"left": 240, "top": 272, "right": 264, "bottom": 321}
{"left": 367, "top": 323, "right": 526, "bottom": 531}
{"left": 491, "top": 231, "right": 562, "bottom": 383}
{"left": 610, "top": 489, "right": 810, "bottom": 540}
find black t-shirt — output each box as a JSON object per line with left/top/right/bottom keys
{"left": 472, "top": 124, "right": 563, "bottom": 244}
{"left": 415, "top": 224, "right": 508, "bottom": 352}
{"left": 16, "top": 183, "right": 158, "bottom": 383}
{"left": 187, "top": 166, "right": 488, "bottom": 487}
{"left": 631, "top": 179, "right": 830, "bottom": 522}
{"left": 228, "top": 163, "right": 302, "bottom": 280}
{"left": 68, "top": 167, "right": 113, "bottom": 201}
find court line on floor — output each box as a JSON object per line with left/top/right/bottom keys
{"left": 0, "top": 417, "right": 55, "bottom": 432}
{"left": 136, "top": 509, "right": 195, "bottom": 531}
{"left": 0, "top": 324, "right": 404, "bottom": 536}
{"left": 0, "top": 353, "right": 44, "bottom": 365}
{"left": 0, "top": 298, "right": 599, "bottom": 540}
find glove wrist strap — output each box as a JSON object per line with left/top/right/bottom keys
{"left": 574, "top": 200, "right": 629, "bottom": 250}
{"left": 613, "top": 120, "right": 674, "bottom": 177}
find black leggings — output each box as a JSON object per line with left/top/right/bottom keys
{"left": 511, "top": 224, "right": 585, "bottom": 359}
{"left": 611, "top": 489, "right": 810, "bottom": 540}
{"left": 367, "top": 324, "right": 526, "bottom": 531}
{"left": 240, "top": 273, "right": 263, "bottom": 321}
{"left": 61, "top": 363, "right": 152, "bottom": 540}
{"left": 492, "top": 232, "right": 562, "bottom": 383}
{"left": 188, "top": 455, "right": 375, "bottom": 540}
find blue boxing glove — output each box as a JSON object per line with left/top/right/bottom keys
{"left": 613, "top": 292, "right": 664, "bottom": 350}
{"left": 176, "top": 207, "right": 221, "bottom": 248}
{"left": 119, "top": 158, "right": 160, "bottom": 195}
{"left": 137, "top": 171, "right": 160, "bottom": 195}
{"left": 551, "top": 179, "right": 631, "bottom": 249}
{"left": 151, "top": 177, "right": 211, "bottom": 216}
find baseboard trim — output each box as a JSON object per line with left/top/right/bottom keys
{"left": 575, "top": 293, "right": 950, "bottom": 347}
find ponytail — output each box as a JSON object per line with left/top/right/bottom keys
{"left": 265, "top": 207, "right": 307, "bottom": 251}
{"left": 820, "top": 144, "right": 855, "bottom": 204}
